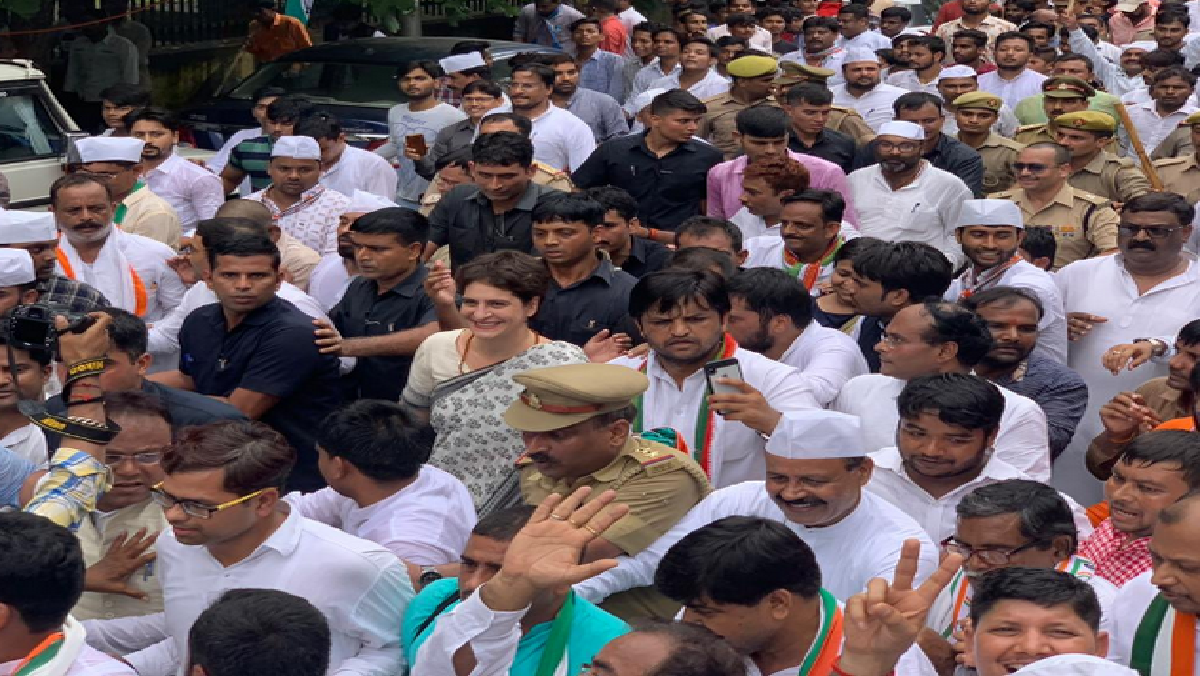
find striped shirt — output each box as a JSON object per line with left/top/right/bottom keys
{"left": 24, "top": 448, "right": 107, "bottom": 531}
{"left": 228, "top": 135, "right": 275, "bottom": 193}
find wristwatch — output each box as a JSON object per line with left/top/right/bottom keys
{"left": 1133, "top": 338, "right": 1168, "bottom": 357}
{"left": 418, "top": 565, "right": 444, "bottom": 587}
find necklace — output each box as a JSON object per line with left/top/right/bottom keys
{"left": 458, "top": 328, "right": 540, "bottom": 374}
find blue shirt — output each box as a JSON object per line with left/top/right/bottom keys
{"left": 577, "top": 49, "right": 625, "bottom": 101}
{"left": 0, "top": 446, "right": 34, "bottom": 508}
{"left": 402, "top": 578, "right": 629, "bottom": 675}
{"left": 992, "top": 352, "right": 1089, "bottom": 459}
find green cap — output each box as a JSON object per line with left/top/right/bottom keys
{"left": 953, "top": 91, "right": 1003, "bottom": 111}
{"left": 774, "top": 60, "right": 835, "bottom": 85}
{"left": 503, "top": 364, "right": 648, "bottom": 432}
{"left": 728, "top": 55, "right": 778, "bottom": 78}
{"left": 1042, "top": 76, "right": 1096, "bottom": 99}
{"left": 1054, "top": 110, "right": 1117, "bottom": 132}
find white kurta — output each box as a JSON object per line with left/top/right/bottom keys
{"left": 55, "top": 230, "right": 186, "bottom": 323}
{"left": 1054, "top": 255, "right": 1200, "bottom": 503}
{"left": 308, "top": 254, "right": 354, "bottom": 312}
{"left": 865, "top": 447, "right": 1093, "bottom": 544}
{"left": 845, "top": 162, "right": 972, "bottom": 266}
{"left": 1, "top": 423, "right": 49, "bottom": 469}
{"left": 1109, "top": 571, "right": 1200, "bottom": 671}
{"left": 978, "top": 69, "right": 1049, "bottom": 110}
{"left": 142, "top": 153, "right": 225, "bottom": 233}
{"left": 648, "top": 68, "right": 732, "bottom": 101}
{"left": 319, "top": 145, "right": 400, "bottom": 201}
{"left": 609, "top": 347, "right": 822, "bottom": 488}
{"left": 777, "top": 325, "right": 869, "bottom": 406}
{"left": 284, "top": 466, "right": 477, "bottom": 566}
{"left": 831, "top": 374, "right": 1052, "bottom": 481}
{"left": 574, "top": 483, "right": 938, "bottom": 604}
{"left": 945, "top": 258, "right": 1069, "bottom": 364}
{"left": 0, "top": 644, "right": 138, "bottom": 676}
{"left": 831, "top": 82, "right": 909, "bottom": 133}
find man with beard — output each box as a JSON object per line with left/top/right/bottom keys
{"left": 1051, "top": 111, "right": 1152, "bottom": 204}
{"left": 726, "top": 266, "right": 867, "bottom": 406}
{"left": 779, "top": 17, "right": 847, "bottom": 86}
{"left": 309, "top": 192, "right": 395, "bottom": 311}
{"left": 866, "top": 373, "right": 1087, "bottom": 545}
{"left": 952, "top": 93, "right": 1022, "bottom": 194}
{"left": 609, "top": 269, "right": 820, "bottom": 488}
{"left": 846, "top": 121, "right": 973, "bottom": 265}
{"left": 964, "top": 287, "right": 1086, "bottom": 459}
{"left": 130, "top": 108, "right": 224, "bottom": 234}
{"left": 978, "top": 33, "right": 1047, "bottom": 110}
{"left": 76, "top": 136, "right": 181, "bottom": 250}
{"left": 296, "top": 112, "right": 398, "bottom": 203}
{"left": 742, "top": 188, "right": 844, "bottom": 291}
{"left": 833, "top": 301, "right": 1052, "bottom": 480}
{"left": 1065, "top": 17, "right": 1150, "bottom": 98}
{"left": 1014, "top": 77, "right": 1096, "bottom": 146}
{"left": 509, "top": 63, "right": 595, "bottom": 172}
{"left": 946, "top": 199, "right": 1067, "bottom": 363}
{"left": 247, "top": 136, "right": 351, "bottom": 256}
{"left": 545, "top": 53, "right": 627, "bottom": 143}
{"left": 852, "top": 92, "right": 985, "bottom": 198}
{"left": 221, "top": 95, "right": 318, "bottom": 196}
{"left": 506, "top": 363, "right": 709, "bottom": 619}
{"left": 948, "top": 30, "right": 994, "bottom": 74}
{"left": 886, "top": 36, "right": 946, "bottom": 94}
{"left": 379, "top": 60, "right": 467, "bottom": 210}
{"left": 989, "top": 143, "right": 1119, "bottom": 270}
{"left": 1109, "top": 487, "right": 1200, "bottom": 670}
{"left": 831, "top": 49, "right": 907, "bottom": 133}
{"left": 935, "top": 0, "right": 1016, "bottom": 58}
{"left": 575, "top": 409, "right": 939, "bottom": 607}
{"left": 1123, "top": 66, "right": 1199, "bottom": 157}
{"left": 50, "top": 173, "right": 184, "bottom": 322}
{"left": 0, "top": 210, "right": 110, "bottom": 312}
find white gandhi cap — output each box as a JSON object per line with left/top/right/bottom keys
{"left": 878, "top": 120, "right": 925, "bottom": 140}
{"left": 439, "top": 52, "right": 486, "bottom": 74}
{"left": 842, "top": 48, "right": 880, "bottom": 65}
{"left": 76, "top": 136, "right": 145, "bottom": 164}
{"left": 0, "top": 248, "right": 36, "bottom": 287}
{"left": 765, "top": 410, "right": 867, "bottom": 460}
{"left": 1009, "top": 655, "right": 1137, "bottom": 676}
{"left": 0, "top": 210, "right": 57, "bottom": 244}
{"left": 270, "top": 136, "right": 322, "bottom": 161}
{"left": 346, "top": 190, "right": 399, "bottom": 214}
{"left": 937, "top": 65, "right": 977, "bottom": 80}
{"left": 957, "top": 199, "right": 1024, "bottom": 229}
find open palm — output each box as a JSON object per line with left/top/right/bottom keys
{"left": 501, "top": 488, "right": 630, "bottom": 590}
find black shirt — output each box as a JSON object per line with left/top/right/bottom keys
{"left": 615, "top": 237, "right": 672, "bottom": 278}
{"left": 330, "top": 265, "right": 438, "bottom": 401}
{"left": 789, "top": 128, "right": 857, "bottom": 174}
{"left": 852, "top": 133, "right": 985, "bottom": 197}
{"left": 179, "top": 297, "right": 344, "bottom": 492}
{"left": 572, "top": 132, "right": 724, "bottom": 231}
{"left": 428, "top": 182, "right": 565, "bottom": 269}
{"left": 531, "top": 257, "right": 640, "bottom": 346}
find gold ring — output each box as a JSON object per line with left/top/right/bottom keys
{"left": 568, "top": 519, "right": 584, "bottom": 528}
{"left": 549, "top": 514, "right": 568, "bottom": 521}
{"left": 583, "top": 524, "right": 601, "bottom": 537}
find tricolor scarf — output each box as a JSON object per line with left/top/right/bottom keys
{"left": 783, "top": 237, "right": 843, "bottom": 292}
{"left": 956, "top": 255, "right": 1022, "bottom": 301}
{"left": 56, "top": 228, "right": 148, "bottom": 316}
{"left": 1131, "top": 595, "right": 1197, "bottom": 676}
{"left": 632, "top": 334, "right": 738, "bottom": 479}
{"left": 798, "top": 589, "right": 843, "bottom": 676}
{"left": 13, "top": 617, "right": 86, "bottom": 676}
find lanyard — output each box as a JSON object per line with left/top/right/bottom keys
{"left": 632, "top": 334, "right": 738, "bottom": 478}
{"left": 13, "top": 632, "right": 65, "bottom": 676}
{"left": 783, "top": 237, "right": 843, "bottom": 291}
{"left": 533, "top": 592, "right": 576, "bottom": 676}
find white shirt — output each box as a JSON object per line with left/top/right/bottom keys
{"left": 246, "top": 186, "right": 352, "bottom": 255}
{"left": 1054, "top": 255, "right": 1200, "bottom": 503}
{"left": 778, "top": 325, "right": 869, "bottom": 406}
{"left": 56, "top": 230, "right": 186, "bottom": 323}
{"left": 142, "top": 152, "right": 225, "bottom": 233}
{"left": 284, "top": 466, "right": 476, "bottom": 566}
{"left": 609, "top": 347, "right": 822, "bottom": 487}
{"left": 83, "top": 509, "right": 413, "bottom": 676}
{"left": 1121, "top": 100, "right": 1199, "bottom": 157}
{"left": 0, "top": 644, "right": 138, "bottom": 676}
{"left": 1067, "top": 29, "right": 1145, "bottom": 98}
{"left": 1110, "top": 572, "right": 1200, "bottom": 671}
{"left": 885, "top": 69, "right": 942, "bottom": 94}
{"left": 743, "top": 236, "right": 840, "bottom": 291}
{"left": 648, "top": 68, "right": 731, "bottom": 102}
{"left": 574, "top": 483, "right": 938, "bottom": 604}
{"left": 628, "top": 61, "right": 682, "bottom": 103}
{"left": 526, "top": 104, "right": 596, "bottom": 172}
{"left": 845, "top": 161, "right": 972, "bottom": 266}
{"left": 706, "top": 24, "right": 774, "bottom": 52}
{"left": 831, "top": 82, "right": 908, "bottom": 132}
{"left": 2, "top": 423, "right": 48, "bottom": 470}
{"left": 732, "top": 208, "right": 779, "bottom": 240}
{"left": 977, "top": 69, "right": 1049, "bottom": 110}
{"left": 945, "top": 258, "right": 1069, "bottom": 364}
{"left": 309, "top": 253, "right": 354, "bottom": 312}
{"left": 865, "top": 447, "right": 1093, "bottom": 544}
{"left": 842, "top": 31, "right": 892, "bottom": 51}
{"left": 831, "top": 374, "right": 1053, "bottom": 481}
{"left": 320, "top": 145, "right": 399, "bottom": 201}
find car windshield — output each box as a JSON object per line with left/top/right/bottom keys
{"left": 228, "top": 61, "right": 405, "bottom": 107}
{"left": 0, "top": 91, "right": 64, "bottom": 162}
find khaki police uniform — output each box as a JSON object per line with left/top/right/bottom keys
{"left": 1014, "top": 77, "right": 1096, "bottom": 147}
{"left": 1154, "top": 154, "right": 1200, "bottom": 203}
{"left": 829, "top": 107, "right": 875, "bottom": 144}
{"left": 1151, "top": 124, "right": 1193, "bottom": 160}
{"left": 773, "top": 61, "right": 874, "bottom": 144}
{"left": 989, "top": 183, "right": 1119, "bottom": 270}
{"left": 699, "top": 93, "right": 781, "bottom": 159}
{"left": 1014, "top": 123, "right": 1056, "bottom": 146}
{"left": 953, "top": 92, "right": 1023, "bottom": 193}
{"left": 1052, "top": 110, "right": 1152, "bottom": 204}
{"left": 505, "top": 363, "right": 712, "bottom": 620}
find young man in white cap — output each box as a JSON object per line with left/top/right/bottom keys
{"left": 938, "top": 65, "right": 1021, "bottom": 138}
{"left": 308, "top": 191, "right": 397, "bottom": 312}
{"left": 246, "top": 135, "right": 351, "bottom": 256}
{"left": 75, "top": 135, "right": 182, "bottom": 250}
{"left": 0, "top": 248, "right": 53, "bottom": 468}
{"left": 128, "top": 108, "right": 224, "bottom": 236}
{"left": 574, "top": 409, "right": 939, "bottom": 607}
{"left": 946, "top": 199, "right": 1068, "bottom": 363}
{"left": 50, "top": 173, "right": 185, "bottom": 322}
{"left": 294, "top": 113, "right": 398, "bottom": 202}
{"left": 846, "top": 121, "right": 973, "bottom": 265}
{"left": 831, "top": 48, "right": 908, "bottom": 133}
{"left": 0, "top": 210, "right": 111, "bottom": 313}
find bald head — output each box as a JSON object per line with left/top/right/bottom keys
{"left": 215, "top": 199, "right": 273, "bottom": 228}
{"left": 1159, "top": 491, "right": 1200, "bottom": 526}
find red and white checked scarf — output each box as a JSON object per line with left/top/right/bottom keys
{"left": 1078, "top": 518, "right": 1153, "bottom": 587}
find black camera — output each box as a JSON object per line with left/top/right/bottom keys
{"left": 6, "top": 304, "right": 94, "bottom": 353}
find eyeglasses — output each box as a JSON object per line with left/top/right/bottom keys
{"left": 1118, "top": 224, "right": 1183, "bottom": 239}
{"left": 878, "top": 141, "right": 920, "bottom": 153}
{"left": 941, "top": 536, "right": 1046, "bottom": 565}
{"left": 103, "top": 449, "right": 165, "bottom": 467}
{"left": 150, "top": 482, "right": 269, "bottom": 519}
{"left": 1012, "top": 162, "right": 1051, "bottom": 173}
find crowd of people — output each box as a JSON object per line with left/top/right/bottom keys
{"left": 10, "top": 0, "right": 1200, "bottom": 674}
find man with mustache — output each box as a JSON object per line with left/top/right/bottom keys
{"left": 76, "top": 136, "right": 181, "bottom": 250}
{"left": 246, "top": 136, "right": 351, "bottom": 256}
{"left": 575, "top": 410, "right": 939, "bottom": 607}
{"left": 308, "top": 191, "right": 396, "bottom": 312}
{"left": 51, "top": 173, "right": 185, "bottom": 322}
{"left": 0, "top": 211, "right": 110, "bottom": 312}
{"left": 130, "top": 107, "right": 225, "bottom": 234}
{"left": 831, "top": 49, "right": 907, "bottom": 133}
{"left": 507, "top": 362, "right": 709, "bottom": 619}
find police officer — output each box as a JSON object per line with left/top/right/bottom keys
{"left": 699, "top": 55, "right": 783, "bottom": 159}
{"left": 1053, "top": 110, "right": 1152, "bottom": 203}
{"left": 1152, "top": 110, "right": 1200, "bottom": 206}
{"left": 953, "top": 91, "right": 1024, "bottom": 193}
{"left": 1013, "top": 76, "right": 1095, "bottom": 146}
{"left": 989, "top": 141, "right": 1120, "bottom": 269}
{"left": 773, "top": 61, "right": 876, "bottom": 144}
{"left": 505, "top": 362, "right": 711, "bottom": 619}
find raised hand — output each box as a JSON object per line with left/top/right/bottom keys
{"left": 85, "top": 528, "right": 158, "bottom": 599}
{"left": 424, "top": 260, "right": 456, "bottom": 306}
{"left": 584, "top": 329, "right": 632, "bottom": 362}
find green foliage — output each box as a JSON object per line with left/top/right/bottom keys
{"left": 361, "top": 0, "right": 518, "bottom": 25}
{"left": 0, "top": 0, "right": 45, "bottom": 19}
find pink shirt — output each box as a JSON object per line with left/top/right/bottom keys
{"left": 1108, "top": 6, "right": 1157, "bottom": 45}
{"left": 705, "top": 150, "right": 859, "bottom": 227}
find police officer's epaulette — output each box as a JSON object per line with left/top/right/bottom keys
{"left": 1075, "top": 190, "right": 1111, "bottom": 206}
{"left": 1110, "top": 155, "right": 1137, "bottom": 167}
{"left": 1017, "top": 123, "right": 1045, "bottom": 132}
{"left": 1153, "top": 156, "right": 1191, "bottom": 167}
{"left": 700, "top": 92, "right": 730, "bottom": 104}
{"left": 987, "top": 189, "right": 1016, "bottom": 199}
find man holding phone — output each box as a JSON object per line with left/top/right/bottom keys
{"left": 609, "top": 269, "right": 821, "bottom": 489}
